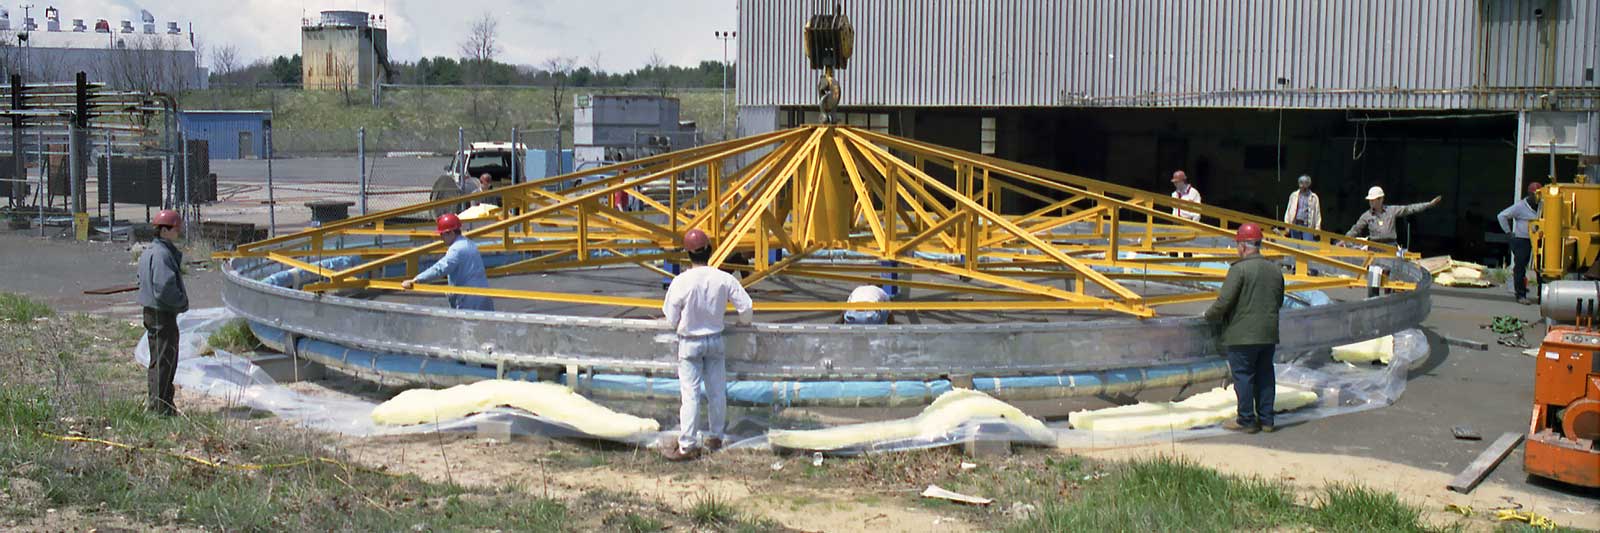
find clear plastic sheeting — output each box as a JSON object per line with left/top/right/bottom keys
{"left": 138, "top": 309, "right": 1430, "bottom": 454}
{"left": 1053, "top": 329, "right": 1431, "bottom": 448}
{"left": 134, "top": 308, "right": 662, "bottom": 444}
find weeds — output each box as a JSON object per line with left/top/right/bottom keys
{"left": 0, "top": 292, "right": 53, "bottom": 322}
{"left": 1011, "top": 456, "right": 1442, "bottom": 533}
{"left": 690, "top": 492, "right": 739, "bottom": 526}
{"left": 206, "top": 318, "right": 261, "bottom": 354}
{"left": 0, "top": 310, "right": 571, "bottom": 531}
{"left": 604, "top": 511, "right": 665, "bottom": 533}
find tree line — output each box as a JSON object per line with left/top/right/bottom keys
{"left": 215, "top": 53, "right": 735, "bottom": 89}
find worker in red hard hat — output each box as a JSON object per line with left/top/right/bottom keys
{"left": 1498, "top": 182, "right": 1543, "bottom": 304}
{"left": 1170, "top": 170, "right": 1203, "bottom": 222}
{"left": 659, "top": 228, "right": 753, "bottom": 461}
{"left": 137, "top": 209, "right": 188, "bottom": 416}
{"left": 1203, "top": 222, "right": 1285, "bottom": 434}
{"left": 399, "top": 213, "right": 494, "bottom": 311}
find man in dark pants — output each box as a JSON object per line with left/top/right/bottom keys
{"left": 137, "top": 209, "right": 188, "bottom": 416}
{"left": 1497, "top": 182, "right": 1541, "bottom": 304}
{"left": 1204, "top": 223, "right": 1285, "bottom": 434}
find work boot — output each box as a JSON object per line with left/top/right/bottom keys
{"left": 1517, "top": 297, "right": 1534, "bottom": 305}
{"left": 1222, "top": 419, "right": 1260, "bottom": 434}
{"left": 659, "top": 444, "right": 700, "bottom": 462}
{"left": 1260, "top": 424, "right": 1277, "bottom": 433}
{"left": 704, "top": 436, "right": 724, "bottom": 452}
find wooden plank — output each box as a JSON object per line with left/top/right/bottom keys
{"left": 83, "top": 284, "right": 138, "bottom": 295}
{"left": 1447, "top": 432, "right": 1524, "bottom": 494}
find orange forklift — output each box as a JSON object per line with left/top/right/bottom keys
{"left": 1527, "top": 281, "right": 1600, "bottom": 487}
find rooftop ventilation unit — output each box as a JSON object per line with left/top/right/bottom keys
{"left": 166, "top": 21, "right": 179, "bottom": 34}
{"left": 94, "top": 19, "right": 109, "bottom": 33}
{"left": 120, "top": 20, "right": 133, "bottom": 33}
{"left": 71, "top": 19, "right": 84, "bottom": 31}
{"left": 23, "top": 17, "right": 36, "bottom": 30}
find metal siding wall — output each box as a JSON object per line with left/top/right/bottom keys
{"left": 737, "top": 0, "right": 1592, "bottom": 110}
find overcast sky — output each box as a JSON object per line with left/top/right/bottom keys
{"left": 23, "top": 1, "right": 739, "bottom": 70}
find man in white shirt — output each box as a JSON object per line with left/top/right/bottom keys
{"left": 660, "top": 229, "right": 754, "bottom": 461}
{"left": 1170, "top": 170, "right": 1203, "bottom": 222}
{"left": 1497, "top": 182, "right": 1542, "bottom": 304}
{"left": 842, "top": 284, "right": 892, "bottom": 324}
{"left": 1283, "top": 175, "right": 1321, "bottom": 241}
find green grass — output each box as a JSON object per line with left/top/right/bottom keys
{"left": 0, "top": 310, "right": 570, "bottom": 531}
{"left": 604, "top": 511, "right": 665, "bottom": 533}
{"left": 0, "top": 292, "right": 53, "bottom": 322}
{"left": 1007, "top": 456, "right": 1447, "bottom": 533}
{"left": 689, "top": 492, "right": 739, "bottom": 526}
{"left": 206, "top": 318, "right": 262, "bottom": 354}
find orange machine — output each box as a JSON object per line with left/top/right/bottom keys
{"left": 1528, "top": 282, "right": 1600, "bottom": 487}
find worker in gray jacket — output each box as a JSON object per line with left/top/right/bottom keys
{"left": 137, "top": 209, "right": 188, "bottom": 416}
{"left": 1497, "top": 182, "right": 1542, "bottom": 304}
{"left": 1345, "top": 186, "right": 1442, "bottom": 246}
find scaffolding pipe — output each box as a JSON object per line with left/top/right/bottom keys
{"left": 358, "top": 127, "right": 367, "bottom": 215}
{"left": 106, "top": 127, "right": 114, "bottom": 241}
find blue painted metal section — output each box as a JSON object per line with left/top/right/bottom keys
{"left": 526, "top": 149, "right": 575, "bottom": 180}
{"left": 179, "top": 111, "right": 271, "bottom": 160}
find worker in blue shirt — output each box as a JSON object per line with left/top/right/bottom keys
{"left": 400, "top": 213, "right": 494, "bottom": 311}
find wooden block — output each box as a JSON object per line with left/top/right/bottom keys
{"left": 1440, "top": 335, "right": 1489, "bottom": 351}
{"left": 83, "top": 284, "right": 138, "bottom": 295}
{"left": 1447, "top": 432, "right": 1523, "bottom": 494}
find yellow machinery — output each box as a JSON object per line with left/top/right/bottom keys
{"left": 1532, "top": 174, "right": 1600, "bottom": 280}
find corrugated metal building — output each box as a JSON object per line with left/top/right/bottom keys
{"left": 735, "top": 0, "right": 1600, "bottom": 262}
{"left": 180, "top": 111, "right": 271, "bottom": 160}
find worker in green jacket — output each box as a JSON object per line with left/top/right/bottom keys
{"left": 1203, "top": 223, "right": 1285, "bottom": 434}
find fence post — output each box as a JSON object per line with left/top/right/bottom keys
{"left": 265, "top": 122, "right": 276, "bottom": 236}
{"left": 36, "top": 128, "right": 43, "bottom": 238}
{"left": 358, "top": 126, "right": 367, "bottom": 215}
{"left": 105, "top": 127, "right": 114, "bottom": 241}
{"left": 510, "top": 126, "right": 519, "bottom": 184}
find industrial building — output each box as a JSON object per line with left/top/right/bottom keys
{"left": 736, "top": 0, "right": 1600, "bottom": 262}
{"left": 301, "top": 10, "right": 391, "bottom": 91}
{"left": 573, "top": 94, "right": 697, "bottom": 168}
{"left": 180, "top": 110, "right": 272, "bottom": 160}
{"left": 0, "top": 7, "right": 204, "bottom": 92}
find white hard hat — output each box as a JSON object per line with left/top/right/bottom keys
{"left": 1365, "top": 186, "right": 1386, "bottom": 200}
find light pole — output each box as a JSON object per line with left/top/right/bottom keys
{"left": 714, "top": 30, "right": 735, "bottom": 142}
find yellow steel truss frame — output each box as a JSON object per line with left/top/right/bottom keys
{"left": 220, "top": 125, "right": 1414, "bottom": 318}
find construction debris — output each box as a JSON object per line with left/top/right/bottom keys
{"left": 371, "top": 380, "right": 660, "bottom": 439}
{"left": 767, "top": 389, "right": 1053, "bottom": 453}
{"left": 920, "top": 485, "right": 992, "bottom": 506}
{"left": 1493, "top": 509, "right": 1556, "bottom": 530}
{"left": 1447, "top": 432, "right": 1524, "bottom": 494}
{"left": 1420, "top": 256, "right": 1496, "bottom": 287}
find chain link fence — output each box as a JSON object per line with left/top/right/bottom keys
{"left": 206, "top": 126, "right": 565, "bottom": 237}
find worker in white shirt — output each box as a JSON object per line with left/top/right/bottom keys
{"left": 841, "top": 284, "right": 892, "bottom": 324}
{"left": 659, "top": 229, "right": 754, "bottom": 461}
{"left": 1497, "top": 182, "right": 1542, "bottom": 304}
{"left": 1283, "top": 175, "right": 1322, "bottom": 241}
{"left": 1170, "top": 170, "right": 1202, "bottom": 222}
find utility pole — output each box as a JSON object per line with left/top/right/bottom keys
{"left": 714, "top": 31, "right": 736, "bottom": 142}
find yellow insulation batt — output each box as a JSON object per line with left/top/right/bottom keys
{"left": 767, "top": 389, "right": 1053, "bottom": 451}
{"left": 1332, "top": 334, "right": 1395, "bottom": 364}
{"left": 458, "top": 203, "right": 502, "bottom": 220}
{"left": 1068, "top": 385, "right": 1319, "bottom": 432}
{"left": 371, "top": 380, "right": 660, "bottom": 439}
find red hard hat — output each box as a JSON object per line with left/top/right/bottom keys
{"left": 435, "top": 213, "right": 462, "bottom": 235}
{"left": 1235, "top": 223, "right": 1264, "bottom": 242}
{"left": 683, "top": 228, "right": 710, "bottom": 251}
{"left": 152, "top": 209, "right": 180, "bottom": 228}
{"left": 1528, "top": 181, "right": 1543, "bottom": 195}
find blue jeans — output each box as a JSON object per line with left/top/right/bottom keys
{"left": 676, "top": 335, "right": 727, "bottom": 451}
{"left": 1289, "top": 229, "right": 1316, "bottom": 242}
{"left": 1227, "top": 344, "right": 1277, "bottom": 427}
{"left": 1510, "top": 237, "right": 1531, "bottom": 299}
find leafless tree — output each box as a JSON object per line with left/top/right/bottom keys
{"left": 645, "top": 51, "right": 670, "bottom": 97}
{"left": 541, "top": 56, "right": 576, "bottom": 134}
{"left": 211, "top": 44, "right": 238, "bottom": 87}
{"left": 460, "top": 12, "right": 499, "bottom": 61}
{"left": 464, "top": 88, "right": 506, "bottom": 141}
{"left": 587, "top": 52, "right": 603, "bottom": 72}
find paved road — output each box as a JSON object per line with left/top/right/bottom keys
{"left": 212, "top": 157, "right": 451, "bottom": 187}
{"left": 0, "top": 228, "right": 1594, "bottom": 506}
